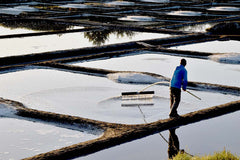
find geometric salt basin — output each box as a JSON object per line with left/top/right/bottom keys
{"left": 0, "top": 32, "right": 171, "bottom": 57}
{"left": 76, "top": 53, "right": 240, "bottom": 87}
{"left": 2, "top": 68, "right": 233, "bottom": 125}
{"left": 170, "top": 40, "right": 240, "bottom": 54}
{"left": 78, "top": 111, "right": 240, "bottom": 160}
{"left": 208, "top": 6, "right": 240, "bottom": 11}
{"left": 105, "top": 1, "right": 135, "bottom": 6}
{"left": 167, "top": 11, "right": 202, "bottom": 16}
{"left": 0, "top": 5, "right": 38, "bottom": 15}
{"left": 178, "top": 23, "right": 216, "bottom": 33}
{"left": 118, "top": 16, "right": 156, "bottom": 21}
{"left": 0, "top": 26, "right": 40, "bottom": 36}
{"left": 140, "top": 0, "right": 169, "bottom": 3}
{"left": 60, "top": 4, "right": 88, "bottom": 8}
{"left": 209, "top": 53, "right": 240, "bottom": 64}
{"left": 0, "top": 118, "right": 98, "bottom": 160}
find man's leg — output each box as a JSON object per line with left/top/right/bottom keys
{"left": 169, "top": 87, "right": 181, "bottom": 117}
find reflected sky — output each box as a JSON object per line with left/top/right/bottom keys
{"left": 0, "top": 68, "right": 238, "bottom": 124}
{"left": 177, "top": 23, "right": 216, "bottom": 33}
{"left": 0, "top": 25, "right": 84, "bottom": 36}
{"left": 170, "top": 40, "right": 240, "bottom": 53}
{"left": 0, "top": 118, "right": 98, "bottom": 160}
{"left": 0, "top": 25, "right": 40, "bottom": 35}
{"left": 0, "top": 30, "right": 172, "bottom": 57}
{"left": 78, "top": 111, "right": 240, "bottom": 160}
{"left": 75, "top": 53, "right": 240, "bottom": 87}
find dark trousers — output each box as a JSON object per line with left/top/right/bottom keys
{"left": 170, "top": 87, "right": 181, "bottom": 116}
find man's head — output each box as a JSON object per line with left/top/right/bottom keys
{"left": 180, "top": 58, "right": 187, "bottom": 66}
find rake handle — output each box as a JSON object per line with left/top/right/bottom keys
{"left": 186, "top": 90, "right": 201, "bottom": 100}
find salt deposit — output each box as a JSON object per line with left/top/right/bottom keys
{"left": 209, "top": 53, "right": 240, "bottom": 64}
{"left": 118, "top": 16, "right": 156, "bottom": 21}
{"left": 105, "top": 1, "right": 135, "bottom": 6}
{"left": 0, "top": 6, "right": 39, "bottom": 15}
{"left": 60, "top": 4, "right": 88, "bottom": 8}
{"left": 140, "top": 0, "right": 169, "bottom": 3}
{"left": 167, "top": 11, "right": 202, "bottom": 16}
{"left": 170, "top": 40, "right": 240, "bottom": 54}
{"left": 208, "top": 6, "right": 240, "bottom": 12}
{"left": 0, "top": 103, "right": 17, "bottom": 118}
{"left": 107, "top": 72, "right": 166, "bottom": 84}
{"left": 76, "top": 53, "right": 240, "bottom": 87}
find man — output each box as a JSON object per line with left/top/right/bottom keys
{"left": 169, "top": 58, "right": 188, "bottom": 118}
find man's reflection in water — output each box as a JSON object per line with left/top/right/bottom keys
{"left": 168, "top": 128, "right": 179, "bottom": 159}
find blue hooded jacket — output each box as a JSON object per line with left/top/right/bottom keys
{"left": 170, "top": 65, "right": 188, "bottom": 90}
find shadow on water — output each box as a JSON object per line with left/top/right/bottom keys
{"left": 168, "top": 128, "right": 180, "bottom": 159}
{"left": 167, "top": 128, "right": 194, "bottom": 159}
{"left": 0, "top": 20, "right": 76, "bottom": 31}
{"left": 84, "top": 30, "right": 135, "bottom": 46}
{"left": 0, "top": 20, "right": 136, "bottom": 46}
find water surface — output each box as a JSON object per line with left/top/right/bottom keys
{"left": 79, "top": 111, "right": 240, "bottom": 160}
{"left": 0, "top": 31, "right": 172, "bottom": 57}
{"left": 0, "top": 118, "right": 98, "bottom": 160}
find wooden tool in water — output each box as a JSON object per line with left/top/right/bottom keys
{"left": 121, "top": 91, "right": 155, "bottom": 100}
{"left": 121, "top": 81, "right": 167, "bottom": 100}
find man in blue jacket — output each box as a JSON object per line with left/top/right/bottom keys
{"left": 169, "top": 58, "right": 188, "bottom": 118}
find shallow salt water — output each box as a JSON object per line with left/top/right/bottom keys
{"left": 0, "top": 25, "right": 84, "bottom": 36}
{"left": 140, "top": 0, "right": 169, "bottom": 3}
{"left": 166, "top": 11, "right": 202, "bottom": 16}
{"left": 74, "top": 53, "right": 240, "bottom": 87}
{"left": 208, "top": 6, "right": 240, "bottom": 11}
{"left": 105, "top": 1, "right": 135, "bottom": 6}
{"left": 0, "top": 31, "right": 172, "bottom": 57}
{"left": 177, "top": 23, "right": 216, "bottom": 33}
{"left": 79, "top": 110, "right": 240, "bottom": 160}
{"left": 170, "top": 40, "right": 240, "bottom": 54}
{"left": 118, "top": 16, "right": 156, "bottom": 22}
{"left": 0, "top": 69, "right": 238, "bottom": 124}
{"left": 59, "top": 3, "right": 89, "bottom": 8}
{"left": 0, "top": 5, "right": 39, "bottom": 15}
{"left": 0, "top": 118, "right": 98, "bottom": 160}
{"left": 0, "top": 25, "right": 40, "bottom": 35}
